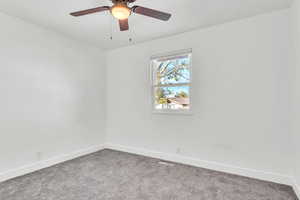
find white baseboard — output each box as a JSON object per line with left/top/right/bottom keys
{"left": 292, "top": 179, "right": 300, "bottom": 199}
{"left": 0, "top": 144, "right": 105, "bottom": 183}
{"left": 105, "top": 143, "right": 292, "bottom": 186}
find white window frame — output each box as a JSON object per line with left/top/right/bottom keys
{"left": 150, "top": 49, "right": 193, "bottom": 115}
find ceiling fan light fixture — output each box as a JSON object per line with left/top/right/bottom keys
{"left": 70, "top": 0, "right": 172, "bottom": 32}
{"left": 111, "top": 4, "right": 131, "bottom": 20}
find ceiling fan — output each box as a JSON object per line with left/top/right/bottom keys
{"left": 70, "top": 0, "right": 171, "bottom": 31}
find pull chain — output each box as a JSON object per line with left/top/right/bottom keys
{"left": 129, "top": 19, "right": 133, "bottom": 43}
{"left": 110, "top": 15, "right": 113, "bottom": 40}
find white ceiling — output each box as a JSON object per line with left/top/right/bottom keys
{"left": 0, "top": 0, "right": 292, "bottom": 49}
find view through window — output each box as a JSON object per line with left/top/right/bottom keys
{"left": 151, "top": 49, "right": 192, "bottom": 113}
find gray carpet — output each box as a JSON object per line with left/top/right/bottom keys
{"left": 0, "top": 149, "right": 298, "bottom": 200}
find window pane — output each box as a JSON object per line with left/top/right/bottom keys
{"left": 152, "top": 55, "right": 190, "bottom": 85}
{"left": 154, "top": 86, "right": 190, "bottom": 110}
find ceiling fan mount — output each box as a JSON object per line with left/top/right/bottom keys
{"left": 70, "top": 0, "right": 171, "bottom": 31}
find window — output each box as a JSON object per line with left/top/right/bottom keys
{"left": 151, "top": 49, "right": 192, "bottom": 113}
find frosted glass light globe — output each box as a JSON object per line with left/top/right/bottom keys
{"left": 111, "top": 4, "right": 131, "bottom": 20}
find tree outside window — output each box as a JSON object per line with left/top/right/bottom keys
{"left": 151, "top": 49, "right": 192, "bottom": 113}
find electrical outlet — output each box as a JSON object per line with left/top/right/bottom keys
{"left": 176, "top": 148, "right": 181, "bottom": 154}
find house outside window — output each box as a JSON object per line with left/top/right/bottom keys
{"left": 151, "top": 49, "right": 192, "bottom": 114}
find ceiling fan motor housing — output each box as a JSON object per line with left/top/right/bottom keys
{"left": 111, "top": 0, "right": 136, "bottom": 5}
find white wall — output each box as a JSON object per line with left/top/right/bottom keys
{"left": 290, "top": 0, "right": 300, "bottom": 195}
{"left": 0, "top": 6, "right": 296, "bottom": 191}
{"left": 106, "top": 10, "right": 292, "bottom": 179}
{"left": 0, "top": 12, "right": 106, "bottom": 175}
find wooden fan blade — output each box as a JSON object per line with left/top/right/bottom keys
{"left": 119, "top": 19, "right": 129, "bottom": 31}
{"left": 70, "top": 6, "right": 110, "bottom": 16}
{"left": 132, "top": 6, "right": 171, "bottom": 21}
